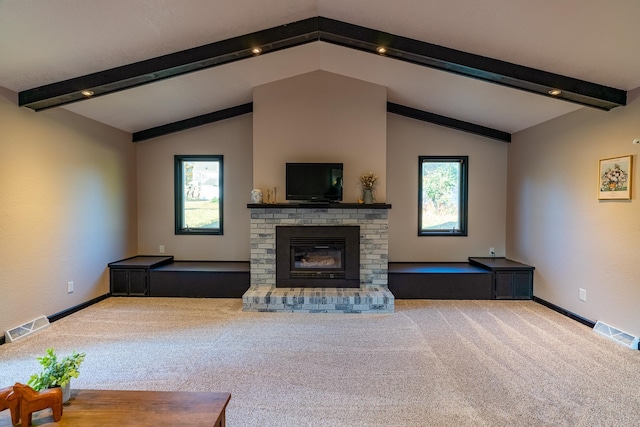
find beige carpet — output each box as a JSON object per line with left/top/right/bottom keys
{"left": 0, "top": 298, "right": 638, "bottom": 426}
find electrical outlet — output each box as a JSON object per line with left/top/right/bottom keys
{"left": 67, "top": 281, "right": 74, "bottom": 293}
{"left": 579, "top": 288, "right": 586, "bottom": 301}
{"left": 159, "top": 245, "right": 165, "bottom": 254}
{"left": 489, "top": 247, "right": 495, "bottom": 256}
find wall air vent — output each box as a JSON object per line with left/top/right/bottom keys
{"left": 4, "top": 315, "right": 49, "bottom": 343}
{"left": 593, "top": 320, "right": 639, "bottom": 350}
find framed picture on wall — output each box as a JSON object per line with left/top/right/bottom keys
{"left": 598, "top": 155, "right": 633, "bottom": 200}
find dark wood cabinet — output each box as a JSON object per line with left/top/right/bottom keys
{"left": 109, "top": 256, "right": 174, "bottom": 296}
{"left": 108, "top": 257, "right": 249, "bottom": 298}
{"left": 495, "top": 270, "right": 532, "bottom": 299}
{"left": 469, "top": 257, "right": 534, "bottom": 300}
{"left": 111, "top": 268, "right": 147, "bottom": 296}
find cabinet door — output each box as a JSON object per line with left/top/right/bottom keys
{"left": 494, "top": 272, "right": 514, "bottom": 299}
{"left": 494, "top": 271, "right": 533, "bottom": 299}
{"left": 512, "top": 271, "right": 532, "bottom": 299}
{"left": 111, "top": 269, "right": 130, "bottom": 295}
{"left": 128, "top": 269, "right": 147, "bottom": 295}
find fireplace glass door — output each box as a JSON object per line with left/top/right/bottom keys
{"left": 292, "top": 240, "right": 344, "bottom": 275}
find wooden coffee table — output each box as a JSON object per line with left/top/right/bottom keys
{"left": 0, "top": 389, "right": 230, "bottom": 426}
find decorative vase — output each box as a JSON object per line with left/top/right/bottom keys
{"left": 363, "top": 189, "right": 374, "bottom": 204}
{"left": 250, "top": 189, "right": 263, "bottom": 204}
{"left": 49, "top": 383, "right": 71, "bottom": 403}
{"left": 61, "top": 382, "right": 71, "bottom": 403}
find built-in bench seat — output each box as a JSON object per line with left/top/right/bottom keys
{"left": 150, "top": 261, "right": 250, "bottom": 298}
{"left": 388, "top": 262, "right": 493, "bottom": 299}
{"left": 109, "top": 257, "right": 250, "bottom": 298}
{"left": 110, "top": 257, "right": 532, "bottom": 300}
{"left": 388, "top": 258, "right": 534, "bottom": 300}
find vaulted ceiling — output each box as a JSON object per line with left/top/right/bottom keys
{"left": 1, "top": 1, "right": 639, "bottom": 141}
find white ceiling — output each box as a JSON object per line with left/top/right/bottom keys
{"left": 1, "top": 0, "right": 639, "bottom": 136}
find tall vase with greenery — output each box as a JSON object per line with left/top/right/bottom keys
{"left": 28, "top": 348, "right": 86, "bottom": 403}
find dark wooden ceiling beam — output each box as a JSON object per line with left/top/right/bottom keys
{"left": 18, "top": 18, "right": 320, "bottom": 111}
{"left": 19, "top": 16, "right": 626, "bottom": 112}
{"left": 318, "top": 17, "right": 626, "bottom": 110}
{"left": 388, "top": 102, "right": 511, "bottom": 143}
{"left": 132, "top": 103, "right": 253, "bottom": 142}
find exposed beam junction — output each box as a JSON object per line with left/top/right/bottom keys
{"left": 19, "top": 17, "right": 626, "bottom": 112}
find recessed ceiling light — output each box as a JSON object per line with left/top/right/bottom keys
{"left": 81, "top": 90, "right": 94, "bottom": 97}
{"left": 251, "top": 47, "right": 262, "bottom": 55}
{"left": 548, "top": 89, "right": 562, "bottom": 96}
{"left": 376, "top": 46, "right": 387, "bottom": 54}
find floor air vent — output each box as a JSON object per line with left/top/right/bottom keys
{"left": 4, "top": 316, "right": 49, "bottom": 343}
{"left": 593, "top": 321, "right": 639, "bottom": 350}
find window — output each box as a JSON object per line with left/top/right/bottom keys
{"left": 419, "top": 156, "right": 468, "bottom": 236}
{"left": 175, "top": 155, "right": 223, "bottom": 235}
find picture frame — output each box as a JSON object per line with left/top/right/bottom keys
{"left": 598, "top": 155, "right": 633, "bottom": 200}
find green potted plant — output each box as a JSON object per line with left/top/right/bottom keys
{"left": 28, "top": 348, "right": 86, "bottom": 403}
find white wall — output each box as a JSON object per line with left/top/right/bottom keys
{"left": 387, "top": 114, "right": 508, "bottom": 261}
{"left": 136, "top": 115, "right": 253, "bottom": 260}
{"left": 0, "top": 87, "right": 136, "bottom": 335}
{"left": 253, "top": 70, "right": 387, "bottom": 202}
{"left": 508, "top": 87, "right": 640, "bottom": 337}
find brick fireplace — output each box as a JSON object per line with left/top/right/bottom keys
{"left": 243, "top": 204, "right": 394, "bottom": 313}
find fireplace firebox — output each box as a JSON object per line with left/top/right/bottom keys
{"left": 276, "top": 226, "right": 360, "bottom": 288}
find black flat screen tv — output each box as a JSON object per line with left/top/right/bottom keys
{"left": 286, "top": 162, "right": 343, "bottom": 202}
